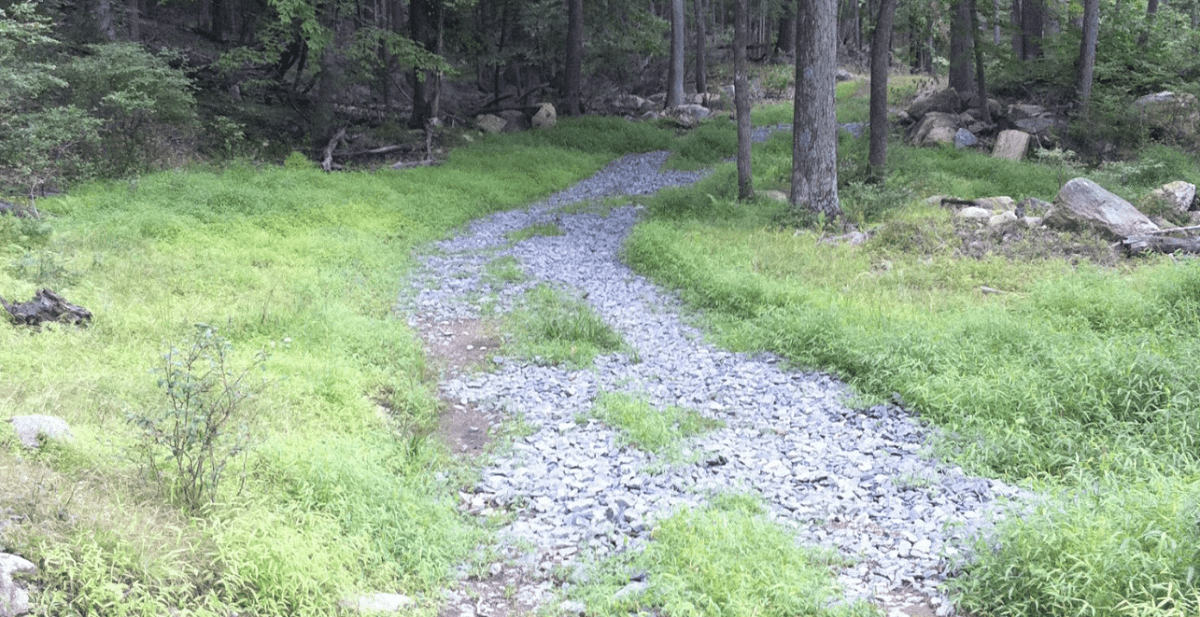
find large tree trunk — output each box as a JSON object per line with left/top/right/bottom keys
{"left": 211, "top": 0, "right": 227, "bottom": 40}
{"left": 694, "top": 0, "right": 707, "bottom": 94}
{"left": 667, "top": 0, "right": 686, "bottom": 107}
{"left": 127, "top": 0, "right": 140, "bottom": 40}
{"left": 96, "top": 0, "right": 117, "bottom": 40}
{"left": 1137, "top": 0, "right": 1159, "bottom": 46}
{"left": 563, "top": 0, "right": 584, "bottom": 115}
{"left": 1076, "top": 0, "right": 1099, "bottom": 112}
{"left": 949, "top": 0, "right": 974, "bottom": 98}
{"left": 409, "top": 0, "right": 440, "bottom": 128}
{"left": 969, "top": 0, "right": 992, "bottom": 122}
{"left": 774, "top": 1, "right": 796, "bottom": 56}
{"left": 1020, "top": 0, "right": 1044, "bottom": 59}
{"left": 734, "top": 0, "right": 752, "bottom": 200}
{"left": 791, "top": 0, "right": 841, "bottom": 218}
{"left": 868, "top": 0, "right": 898, "bottom": 181}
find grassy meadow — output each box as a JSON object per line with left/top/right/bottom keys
{"left": 4, "top": 73, "right": 1200, "bottom": 617}
{"left": 623, "top": 78, "right": 1200, "bottom": 617}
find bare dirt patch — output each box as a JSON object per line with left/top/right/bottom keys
{"left": 412, "top": 316, "right": 506, "bottom": 456}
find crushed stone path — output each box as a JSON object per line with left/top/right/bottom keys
{"left": 398, "top": 150, "right": 1024, "bottom": 617}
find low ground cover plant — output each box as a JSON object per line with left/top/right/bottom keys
{"left": 590, "top": 390, "right": 723, "bottom": 460}
{"left": 504, "top": 284, "right": 630, "bottom": 368}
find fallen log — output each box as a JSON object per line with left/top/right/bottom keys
{"left": 1, "top": 289, "right": 92, "bottom": 326}
{"left": 1122, "top": 234, "right": 1200, "bottom": 255}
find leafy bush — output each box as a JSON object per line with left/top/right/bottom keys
{"left": 129, "top": 325, "right": 267, "bottom": 512}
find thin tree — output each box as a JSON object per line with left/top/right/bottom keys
{"left": 667, "top": 0, "right": 686, "bottom": 107}
{"left": 563, "top": 0, "right": 583, "bottom": 115}
{"left": 791, "top": 0, "right": 842, "bottom": 218}
{"left": 1137, "top": 0, "right": 1159, "bottom": 46}
{"left": 694, "top": 0, "right": 708, "bottom": 95}
{"left": 949, "top": 0, "right": 974, "bottom": 98}
{"left": 868, "top": 0, "right": 898, "bottom": 181}
{"left": 1020, "top": 0, "right": 1043, "bottom": 59}
{"left": 734, "top": 0, "right": 753, "bottom": 199}
{"left": 969, "top": 0, "right": 992, "bottom": 123}
{"left": 1076, "top": 0, "right": 1099, "bottom": 113}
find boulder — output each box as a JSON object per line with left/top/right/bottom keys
{"left": 957, "top": 206, "right": 992, "bottom": 222}
{"left": 666, "top": 104, "right": 712, "bottom": 129}
{"left": 1148, "top": 181, "right": 1197, "bottom": 212}
{"left": 992, "top": 130, "right": 1031, "bottom": 161}
{"left": 10, "top": 415, "right": 73, "bottom": 449}
{"left": 1018, "top": 197, "right": 1053, "bottom": 216}
{"left": 760, "top": 190, "right": 789, "bottom": 203}
{"left": 1046, "top": 177, "right": 1160, "bottom": 240}
{"left": 989, "top": 211, "right": 1019, "bottom": 227}
{"left": 0, "top": 553, "right": 35, "bottom": 617}
{"left": 912, "top": 112, "right": 960, "bottom": 147}
{"left": 907, "top": 88, "right": 962, "bottom": 122}
{"left": 1132, "top": 91, "right": 1199, "bottom": 140}
{"left": 531, "top": 102, "right": 556, "bottom": 129}
{"left": 836, "top": 68, "right": 855, "bottom": 82}
{"left": 839, "top": 122, "right": 865, "bottom": 138}
{"left": 1006, "top": 103, "right": 1056, "bottom": 136}
{"left": 613, "top": 94, "right": 650, "bottom": 115}
{"left": 498, "top": 109, "right": 529, "bottom": 133}
{"left": 475, "top": 114, "right": 505, "bottom": 134}
{"left": 976, "top": 196, "right": 1016, "bottom": 211}
{"left": 954, "top": 128, "right": 978, "bottom": 149}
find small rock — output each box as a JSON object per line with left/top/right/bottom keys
{"left": 559, "top": 600, "right": 586, "bottom": 616}
{"left": 975, "top": 196, "right": 1016, "bottom": 211}
{"left": 1148, "top": 181, "right": 1197, "bottom": 212}
{"left": 532, "top": 102, "right": 557, "bottom": 129}
{"left": 953, "top": 128, "right": 978, "bottom": 149}
{"left": 475, "top": 114, "right": 506, "bottom": 135}
{"left": 9, "top": 415, "right": 72, "bottom": 449}
{"left": 956, "top": 207, "right": 991, "bottom": 222}
{"left": 988, "top": 211, "right": 1018, "bottom": 227}
{"left": 0, "top": 552, "right": 36, "bottom": 617}
{"left": 992, "top": 130, "right": 1031, "bottom": 161}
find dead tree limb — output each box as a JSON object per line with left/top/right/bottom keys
{"left": 1123, "top": 235, "right": 1200, "bottom": 255}
{"left": 321, "top": 127, "right": 347, "bottom": 172}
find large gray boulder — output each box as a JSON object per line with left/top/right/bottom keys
{"left": 498, "top": 109, "right": 529, "bottom": 133}
{"left": 475, "top": 114, "right": 506, "bottom": 134}
{"left": 906, "top": 88, "right": 962, "bottom": 122}
{"left": 992, "top": 130, "right": 1031, "bottom": 161}
{"left": 911, "top": 112, "right": 959, "bottom": 147}
{"left": 9, "top": 415, "right": 72, "bottom": 449}
{"left": 1, "top": 552, "right": 35, "bottom": 617}
{"left": 1046, "top": 178, "right": 1160, "bottom": 240}
{"left": 666, "top": 104, "right": 712, "bottom": 129}
{"left": 1132, "top": 91, "right": 1199, "bottom": 140}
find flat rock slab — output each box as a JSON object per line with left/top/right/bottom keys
{"left": 992, "top": 130, "right": 1031, "bottom": 161}
{"left": 9, "top": 415, "right": 72, "bottom": 449}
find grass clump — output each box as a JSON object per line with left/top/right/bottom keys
{"left": 506, "top": 222, "right": 564, "bottom": 243}
{"left": 483, "top": 255, "right": 526, "bottom": 289}
{"left": 568, "top": 497, "right": 873, "bottom": 617}
{"left": 591, "top": 391, "right": 723, "bottom": 459}
{"left": 504, "top": 284, "right": 628, "bottom": 368}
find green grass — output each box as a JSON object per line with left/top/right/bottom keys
{"left": 567, "top": 496, "right": 874, "bottom": 617}
{"left": 503, "top": 284, "right": 629, "bottom": 368}
{"left": 483, "top": 255, "right": 526, "bottom": 288}
{"left": 506, "top": 222, "right": 563, "bottom": 243}
{"left": 0, "top": 115, "right": 681, "bottom": 616}
{"left": 621, "top": 88, "right": 1200, "bottom": 617}
{"left": 590, "top": 391, "right": 723, "bottom": 460}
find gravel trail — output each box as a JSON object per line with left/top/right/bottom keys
{"left": 399, "top": 149, "right": 1023, "bottom": 617}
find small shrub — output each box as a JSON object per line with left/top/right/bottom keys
{"left": 128, "top": 324, "right": 267, "bottom": 512}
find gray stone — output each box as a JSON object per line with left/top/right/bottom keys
{"left": 912, "top": 112, "right": 959, "bottom": 147}
{"left": 907, "top": 88, "right": 962, "bottom": 122}
{"left": 1132, "top": 91, "right": 1199, "bottom": 140}
{"left": 0, "top": 553, "right": 35, "bottom": 617}
{"left": 988, "top": 211, "right": 1018, "bottom": 227}
{"left": 760, "top": 190, "right": 789, "bottom": 203}
{"left": 975, "top": 196, "right": 1016, "bottom": 212}
{"left": 953, "top": 128, "right": 978, "bottom": 149}
{"left": 9, "top": 415, "right": 72, "bottom": 449}
{"left": 499, "top": 109, "right": 530, "bottom": 133}
{"left": 532, "top": 103, "right": 557, "bottom": 129}
{"left": 1013, "top": 116, "right": 1055, "bottom": 135}
{"left": 558, "top": 599, "right": 586, "bottom": 616}
{"left": 475, "top": 114, "right": 506, "bottom": 134}
{"left": 338, "top": 593, "right": 413, "bottom": 613}
{"left": 956, "top": 206, "right": 991, "bottom": 222}
{"left": 666, "top": 104, "right": 712, "bottom": 129}
{"left": 992, "top": 130, "right": 1031, "bottom": 161}
{"left": 836, "top": 68, "right": 855, "bottom": 82}
{"left": 1047, "top": 177, "right": 1160, "bottom": 240}
{"left": 1148, "top": 181, "right": 1197, "bottom": 212}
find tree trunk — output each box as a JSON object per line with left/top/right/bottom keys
{"left": 1020, "top": 0, "right": 1043, "bottom": 59}
{"left": 969, "top": 0, "right": 991, "bottom": 122}
{"left": 96, "top": 0, "right": 117, "bottom": 40}
{"left": 211, "top": 0, "right": 226, "bottom": 40}
{"left": 949, "top": 0, "right": 974, "bottom": 98}
{"left": 734, "top": 0, "right": 752, "bottom": 200}
{"left": 667, "top": 0, "right": 686, "bottom": 107}
{"left": 775, "top": 1, "right": 796, "bottom": 56}
{"left": 868, "top": 0, "right": 898, "bottom": 181}
{"left": 127, "top": 0, "right": 140, "bottom": 40}
{"left": 563, "top": 0, "right": 584, "bottom": 116}
{"left": 694, "top": 0, "right": 708, "bottom": 94}
{"left": 791, "top": 0, "right": 841, "bottom": 218}
{"left": 1137, "top": 0, "right": 1159, "bottom": 46}
{"left": 409, "top": 0, "right": 438, "bottom": 128}
{"left": 1076, "top": 0, "right": 1099, "bottom": 112}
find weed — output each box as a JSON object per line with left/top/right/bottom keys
{"left": 483, "top": 255, "right": 526, "bottom": 288}
{"left": 128, "top": 324, "right": 267, "bottom": 512}
{"left": 504, "top": 284, "right": 628, "bottom": 368}
{"left": 590, "top": 391, "right": 723, "bottom": 460}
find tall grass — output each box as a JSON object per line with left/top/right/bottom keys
{"left": 622, "top": 114, "right": 1200, "bottom": 616}
{"left": 0, "top": 116, "right": 677, "bottom": 615}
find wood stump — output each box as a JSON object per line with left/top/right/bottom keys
{"left": 1, "top": 289, "right": 92, "bottom": 326}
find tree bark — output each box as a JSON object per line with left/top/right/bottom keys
{"left": 868, "top": 0, "right": 898, "bottom": 181}
{"left": 694, "top": 0, "right": 708, "bottom": 94}
{"left": 791, "top": 0, "right": 842, "bottom": 218}
{"left": 734, "top": 0, "right": 752, "bottom": 200}
{"left": 1020, "top": 0, "right": 1043, "bottom": 59}
{"left": 969, "top": 0, "right": 991, "bottom": 122}
{"left": 563, "top": 0, "right": 584, "bottom": 116}
{"left": 128, "top": 0, "right": 140, "bottom": 40}
{"left": 949, "top": 0, "right": 974, "bottom": 98}
{"left": 667, "top": 0, "right": 686, "bottom": 107}
{"left": 774, "top": 1, "right": 796, "bottom": 56}
{"left": 1137, "top": 0, "right": 1159, "bottom": 46}
{"left": 1076, "top": 0, "right": 1099, "bottom": 112}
